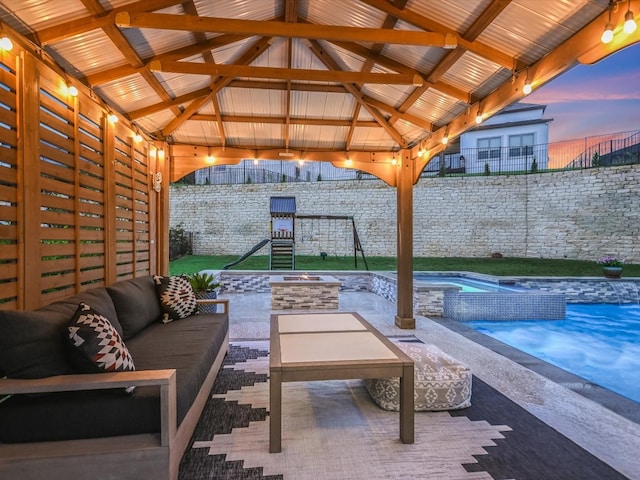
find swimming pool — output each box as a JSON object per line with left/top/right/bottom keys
{"left": 469, "top": 304, "right": 640, "bottom": 403}
{"left": 413, "top": 274, "right": 522, "bottom": 292}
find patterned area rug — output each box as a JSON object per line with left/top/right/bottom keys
{"left": 179, "top": 341, "right": 629, "bottom": 480}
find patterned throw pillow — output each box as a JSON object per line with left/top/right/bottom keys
{"left": 65, "top": 303, "right": 136, "bottom": 393}
{"left": 153, "top": 274, "right": 198, "bottom": 323}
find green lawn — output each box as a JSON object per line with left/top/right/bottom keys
{"left": 169, "top": 254, "right": 640, "bottom": 277}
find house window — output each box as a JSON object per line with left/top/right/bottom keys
{"left": 509, "top": 133, "right": 534, "bottom": 157}
{"left": 478, "top": 137, "right": 501, "bottom": 160}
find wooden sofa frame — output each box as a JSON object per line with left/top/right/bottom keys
{"left": 0, "top": 298, "right": 229, "bottom": 480}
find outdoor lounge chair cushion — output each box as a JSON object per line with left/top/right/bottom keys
{"left": 365, "top": 341, "right": 472, "bottom": 411}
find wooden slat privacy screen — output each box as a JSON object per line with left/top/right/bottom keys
{"left": 0, "top": 42, "right": 167, "bottom": 310}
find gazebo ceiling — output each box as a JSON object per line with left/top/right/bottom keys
{"left": 0, "top": 0, "right": 638, "bottom": 164}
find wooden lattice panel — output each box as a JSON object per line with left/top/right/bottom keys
{"left": 0, "top": 43, "right": 159, "bottom": 309}
{"left": 0, "top": 49, "right": 18, "bottom": 309}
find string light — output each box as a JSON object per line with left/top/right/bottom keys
{"left": 0, "top": 36, "right": 12, "bottom": 51}
{"left": 107, "top": 112, "right": 118, "bottom": 123}
{"left": 602, "top": 2, "right": 615, "bottom": 43}
{"left": 253, "top": 158, "right": 259, "bottom": 166}
{"left": 597, "top": 0, "right": 637, "bottom": 43}
{"left": 475, "top": 112, "right": 483, "bottom": 124}
{"left": 345, "top": 152, "right": 353, "bottom": 167}
{"left": 624, "top": 0, "right": 637, "bottom": 33}
{"left": 522, "top": 68, "right": 532, "bottom": 95}
{"left": 441, "top": 134, "right": 449, "bottom": 145}
{"left": 133, "top": 132, "right": 143, "bottom": 143}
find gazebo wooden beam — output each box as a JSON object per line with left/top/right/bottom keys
{"left": 115, "top": 11, "right": 458, "bottom": 48}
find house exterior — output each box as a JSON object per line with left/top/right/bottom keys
{"left": 428, "top": 103, "right": 553, "bottom": 175}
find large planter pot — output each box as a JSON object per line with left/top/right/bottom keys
{"left": 195, "top": 290, "right": 218, "bottom": 313}
{"left": 603, "top": 266, "right": 622, "bottom": 278}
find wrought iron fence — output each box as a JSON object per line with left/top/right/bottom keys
{"left": 173, "top": 130, "right": 640, "bottom": 185}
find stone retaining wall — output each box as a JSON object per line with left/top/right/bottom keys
{"left": 170, "top": 165, "right": 640, "bottom": 262}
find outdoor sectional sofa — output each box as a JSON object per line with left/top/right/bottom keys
{"left": 0, "top": 275, "right": 229, "bottom": 480}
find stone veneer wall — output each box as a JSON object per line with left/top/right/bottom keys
{"left": 211, "top": 271, "right": 640, "bottom": 317}
{"left": 170, "top": 164, "right": 640, "bottom": 262}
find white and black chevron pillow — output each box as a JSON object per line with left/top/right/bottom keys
{"left": 66, "top": 302, "right": 136, "bottom": 376}
{"left": 153, "top": 275, "right": 198, "bottom": 323}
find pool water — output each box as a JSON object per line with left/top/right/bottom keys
{"left": 413, "top": 275, "right": 521, "bottom": 293}
{"left": 469, "top": 304, "right": 640, "bottom": 403}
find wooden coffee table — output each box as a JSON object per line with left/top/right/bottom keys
{"left": 269, "top": 312, "right": 414, "bottom": 453}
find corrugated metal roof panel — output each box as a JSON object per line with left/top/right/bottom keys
{"left": 224, "top": 122, "right": 283, "bottom": 147}
{"left": 327, "top": 43, "right": 367, "bottom": 73}
{"left": 383, "top": 43, "right": 446, "bottom": 76}
{"left": 349, "top": 127, "right": 395, "bottom": 151}
{"left": 219, "top": 87, "right": 286, "bottom": 117}
{"left": 173, "top": 120, "right": 222, "bottom": 146}
{"left": 0, "top": 0, "right": 89, "bottom": 34}
{"left": 476, "top": 0, "right": 597, "bottom": 62}
{"left": 441, "top": 51, "right": 503, "bottom": 92}
{"left": 48, "top": 30, "right": 128, "bottom": 77}
{"left": 290, "top": 124, "right": 348, "bottom": 149}
{"left": 212, "top": 36, "right": 260, "bottom": 64}
{"left": 407, "top": 89, "right": 461, "bottom": 124}
{"left": 270, "top": 196, "right": 296, "bottom": 215}
{"left": 135, "top": 109, "right": 177, "bottom": 135}
{"left": 405, "top": 0, "right": 495, "bottom": 32}
{"left": 95, "top": 74, "right": 161, "bottom": 113}
{"left": 0, "top": 0, "right": 613, "bottom": 159}
{"left": 122, "top": 23, "right": 195, "bottom": 60}
{"left": 363, "top": 83, "right": 413, "bottom": 108}
{"left": 305, "top": 0, "right": 386, "bottom": 28}
{"left": 195, "top": 0, "right": 281, "bottom": 21}
{"left": 290, "top": 91, "right": 355, "bottom": 120}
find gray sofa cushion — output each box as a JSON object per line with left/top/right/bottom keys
{"left": 0, "top": 287, "right": 119, "bottom": 379}
{"left": 0, "top": 308, "right": 74, "bottom": 379}
{"left": 0, "top": 311, "right": 228, "bottom": 443}
{"left": 107, "top": 276, "right": 162, "bottom": 340}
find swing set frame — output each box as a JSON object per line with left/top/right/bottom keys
{"left": 296, "top": 214, "right": 369, "bottom": 270}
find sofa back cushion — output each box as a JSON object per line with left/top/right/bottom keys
{"left": 107, "top": 276, "right": 162, "bottom": 340}
{"left": 0, "top": 308, "right": 74, "bottom": 379}
{"left": 0, "top": 287, "right": 118, "bottom": 379}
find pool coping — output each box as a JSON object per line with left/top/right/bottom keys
{"left": 436, "top": 317, "right": 640, "bottom": 425}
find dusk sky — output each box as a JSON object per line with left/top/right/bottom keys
{"left": 527, "top": 42, "right": 640, "bottom": 143}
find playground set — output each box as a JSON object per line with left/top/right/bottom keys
{"left": 223, "top": 196, "right": 367, "bottom": 270}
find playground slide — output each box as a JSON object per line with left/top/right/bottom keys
{"left": 222, "top": 239, "right": 271, "bottom": 270}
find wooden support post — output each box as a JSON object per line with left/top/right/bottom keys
{"left": 16, "top": 52, "right": 41, "bottom": 310}
{"left": 155, "top": 145, "right": 170, "bottom": 275}
{"left": 104, "top": 114, "right": 117, "bottom": 285}
{"left": 395, "top": 149, "right": 415, "bottom": 329}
